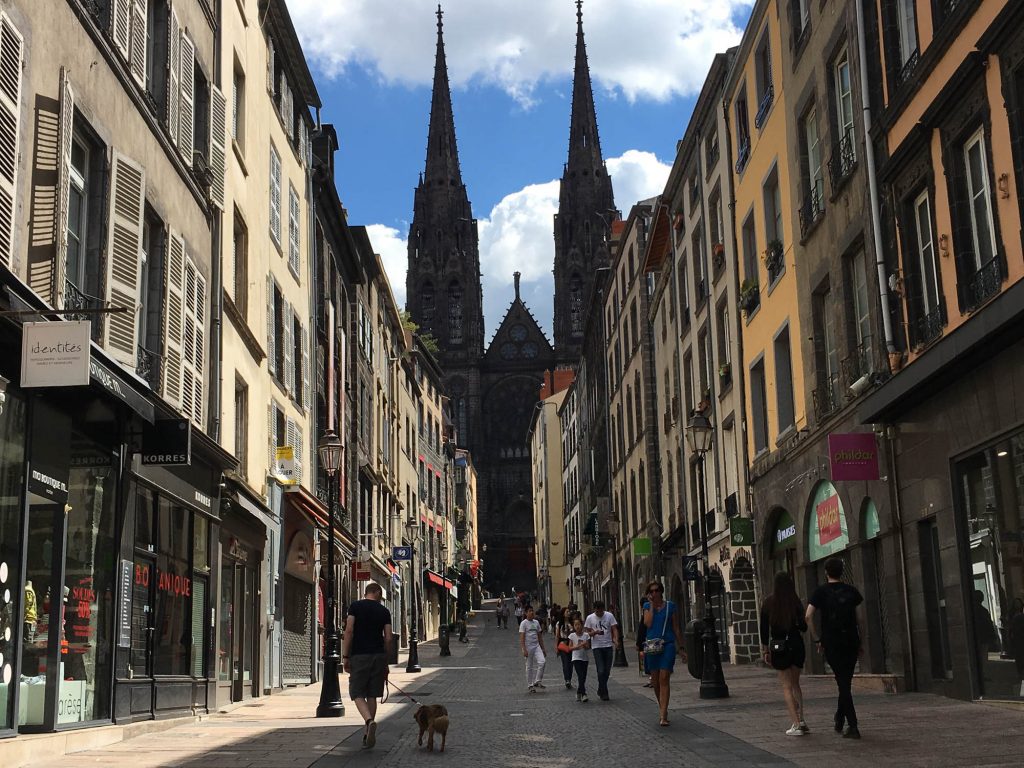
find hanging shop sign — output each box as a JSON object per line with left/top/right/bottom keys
{"left": 20, "top": 321, "right": 91, "bottom": 388}
{"left": 828, "top": 432, "right": 880, "bottom": 482}
{"left": 275, "top": 446, "right": 297, "bottom": 485}
{"left": 140, "top": 417, "right": 192, "bottom": 465}
{"left": 730, "top": 517, "right": 754, "bottom": 546}
{"left": 682, "top": 555, "right": 700, "bottom": 581}
{"left": 351, "top": 560, "right": 372, "bottom": 580}
{"left": 391, "top": 546, "right": 412, "bottom": 562}
{"left": 632, "top": 537, "right": 652, "bottom": 556}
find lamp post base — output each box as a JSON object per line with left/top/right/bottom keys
{"left": 698, "top": 615, "right": 729, "bottom": 700}
{"left": 316, "top": 632, "right": 345, "bottom": 716}
{"left": 405, "top": 639, "right": 422, "bottom": 673}
{"left": 613, "top": 644, "right": 629, "bottom": 667}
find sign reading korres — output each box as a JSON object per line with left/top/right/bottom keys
{"left": 20, "top": 321, "right": 91, "bottom": 388}
{"left": 141, "top": 418, "right": 192, "bottom": 466}
{"left": 829, "top": 432, "right": 880, "bottom": 481}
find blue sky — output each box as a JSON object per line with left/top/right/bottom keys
{"left": 290, "top": 0, "right": 754, "bottom": 338}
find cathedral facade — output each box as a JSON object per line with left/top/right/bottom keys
{"left": 406, "top": 5, "right": 615, "bottom": 593}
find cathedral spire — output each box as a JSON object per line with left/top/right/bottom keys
{"left": 424, "top": 3, "right": 462, "bottom": 186}
{"left": 567, "top": 0, "right": 603, "bottom": 171}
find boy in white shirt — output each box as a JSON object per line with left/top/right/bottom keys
{"left": 568, "top": 617, "right": 591, "bottom": 702}
{"left": 584, "top": 600, "right": 620, "bottom": 700}
{"left": 519, "top": 605, "right": 546, "bottom": 692}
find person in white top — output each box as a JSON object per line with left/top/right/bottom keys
{"left": 568, "top": 617, "right": 591, "bottom": 702}
{"left": 519, "top": 605, "right": 546, "bottom": 692}
{"left": 584, "top": 600, "right": 621, "bottom": 700}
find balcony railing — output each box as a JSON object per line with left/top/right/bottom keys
{"left": 735, "top": 136, "right": 751, "bottom": 174}
{"left": 64, "top": 279, "right": 103, "bottom": 335}
{"left": 812, "top": 374, "right": 840, "bottom": 421}
{"left": 911, "top": 302, "right": 946, "bottom": 349}
{"left": 136, "top": 345, "right": 160, "bottom": 389}
{"left": 965, "top": 256, "right": 1002, "bottom": 312}
{"left": 827, "top": 129, "right": 857, "bottom": 194}
{"left": 841, "top": 341, "right": 872, "bottom": 390}
{"left": 798, "top": 181, "right": 825, "bottom": 240}
{"left": 706, "top": 140, "right": 719, "bottom": 172}
{"left": 896, "top": 49, "right": 920, "bottom": 90}
{"left": 754, "top": 83, "right": 774, "bottom": 130}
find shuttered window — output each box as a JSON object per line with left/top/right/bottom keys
{"left": 288, "top": 184, "right": 300, "bottom": 277}
{"left": 266, "top": 274, "right": 277, "bottom": 377}
{"left": 208, "top": 85, "right": 226, "bottom": 209}
{"left": 269, "top": 145, "right": 281, "bottom": 244}
{"left": 301, "top": 324, "right": 310, "bottom": 410}
{"left": 110, "top": 0, "right": 131, "bottom": 61}
{"left": 282, "top": 297, "right": 293, "bottom": 393}
{"left": 53, "top": 68, "right": 74, "bottom": 308}
{"left": 162, "top": 232, "right": 186, "bottom": 408}
{"left": 128, "top": 0, "right": 147, "bottom": 88}
{"left": 181, "top": 256, "right": 206, "bottom": 427}
{"left": 178, "top": 32, "right": 196, "bottom": 164}
{"left": 0, "top": 14, "right": 23, "bottom": 268}
{"left": 103, "top": 152, "right": 146, "bottom": 366}
{"left": 166, "top": 10, "right": 180, "bottom": 146}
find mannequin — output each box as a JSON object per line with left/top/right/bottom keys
{"left": 24, "top": 580, "right": 36, "bottom": 643}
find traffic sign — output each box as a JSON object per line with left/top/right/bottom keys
{"left": 392, "top": 546, "right": 412, "bottom": 562}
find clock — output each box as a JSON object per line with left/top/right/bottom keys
{"left": 510, "top": 324, "right": 528, "bottom": 342}
{"left": 501, "top": 342, "right": 519, "bottom": 360}
{"left": 522, "top": 342, "right": 539, "bottom": 359}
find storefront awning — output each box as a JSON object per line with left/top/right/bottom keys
{"left": 420, "top": 514, "right": 444, "bottom": 532}
{"left": 424, "top": 570, "right": 454, "bottom": 591}
{"left": 285, "top": 484, "right": 357, "bottom": 554}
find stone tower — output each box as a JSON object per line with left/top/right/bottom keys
{"left": 552, "top": 0, "right": 616, "bottom": 363}
{"left": 406, "top": 6, "right": 484, "bottom": 450}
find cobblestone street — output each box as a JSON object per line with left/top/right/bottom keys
{"left": 11, "top": 608, "right": 1021, "bottom": 767}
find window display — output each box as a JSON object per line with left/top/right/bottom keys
{"left": 0, "top": 388, "right": 26, "bottom": 731}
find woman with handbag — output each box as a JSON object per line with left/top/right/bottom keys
{"left": 642, "top": 580, "right": 684, "bottom": 726}
{"left": 554, "top": 608, "right": 575, "bottom": 689}
{"left": 760, "top": 571, "right": 809, "bottom": 736}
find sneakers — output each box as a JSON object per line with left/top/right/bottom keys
{"left": 565, "top": 681, "right": 573, "bottom": 689}
{"left": 799, "top": 720, "right": 810, "bottom": 733}
{"left": 534, "top": 682, "right": 546, "bottom": 689}
{"left": 364, "top": 720, "right": 377, "bottom": 749}
{"left": 576, "top": 693, "right": 582, "bottom": 702}
{"left": 581, "top": 694, "right": 589, "bottom": 702}
{"left": 842, "top": 726, "right": 861, "bottom": 739}
{"left": 785, "top": 725, "right": 805, "bottom": 737}
{"left": 528, "top": 685, "right": 537, "bottom": 694}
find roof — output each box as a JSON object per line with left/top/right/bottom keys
{"left": 262, "top": 0, "right": 322, "bottom": 109}
{"left": 642, "top": 202, "right": 672, "bottom": 273}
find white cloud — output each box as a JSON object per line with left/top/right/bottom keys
{"left": 289, "top": 0, "right": 753, "bottom": 105}
{"left": 373, "top": 150, "right": 671, "bottom": 337}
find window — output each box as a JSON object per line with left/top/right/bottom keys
{"left": 834, "top": 51, "right": 855, "bottom": 164}
{"left": 626, "top": 386, "right": 634, "bottom": 446}
{"left": 763, "top": 166, "right": 783, "bottom": 271}
{"left": 421, "top": 281, "right": 435, "bottom": 325}
{"left": 896, "top": 0, "right": 918, "bottom": 67}
{"left": 801, "top": 108, "right": 825, "bottom": 234}
{"left": 138, "top": 208, "right": 166, "bottom": 367}
{"left": 698, "top": 327, "right": 711, "bottom": 398}
{"left": 813, "top": 287, "right": 840, "bottom": 418}
{"left": 912, "top": 189, "right": 941, "bottom": 315}
{"left": 569, "top": 274, "right": 583, "bottom": 335}
{"left": 754, "top": 31, "right": 773, "bottom": 128}
{"left": 692, "top": 226, "right": 706, "bottom": 304}
{"left": 797, "top": 0, "right": 810, "bottom": 35}
{"left": 734, "top": 86, "right": 750, "bottom": 172}
{"left": 145, "top": 1, "right": 169, "bottom": 102}
{"left": 774, "top": 326, "right": 795, "bottom": 432}
{"left": 269, "top": 145, "right": 281, "bottom": 245}
{"left": 231, "top": 64, "right": 245, "bottom": 146}
{"left": 716, "top": 300, "right": 731, "bottom": 371}
{"left": 633, "top": 371, "right": 642, "bottom": 437}
{"left": 235, "top": 377, "right": 248, "bottom": 478}
{"left": 293, "top": 311, "right": 303, "bottom": 403}
{"left": 232, "top": 211, "right": 248, "bottom": 317}
{"left": 750, "top": 358, "right": 769, "bottom": 454}
{"left": 676, "top": 252, "right": 688, "bottom": 320}
{"left": 709, "top": 189, "right": 724, "bottom": 254}
{"left": 273, "top": 281, "right": 285, "bottom": 379}
{"left": 448, "top": 281, "right": 463, "bottom": 344}
{"left": 963, "top": 128, "right": 997, "bottom": 270}
{"left": 741, "top": 212, "right": 758, "bottom": 290}
{"left": 288, "top": 183, "right": 300, "bottom": 276}
{"left": 847, "top": 252, "right": 873, "bottom": 375}
{"left": 192, "top": 63, "right": 210, "bottom": 162}
{"left": 66, "top": 137, "right": 89, "bottom": 292}
{"left": 683, "top": 350, "right": 694, "bottom": 413}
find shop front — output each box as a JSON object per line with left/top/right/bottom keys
{"left": 766, "top": 508, "right": 797, "bottom": 577}
{"left": 281, "top": 503, "right": 315, "bottom": 687}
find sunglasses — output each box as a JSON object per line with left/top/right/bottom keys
{"left": 649, "top": 586, "right": 664, "bottom": 593}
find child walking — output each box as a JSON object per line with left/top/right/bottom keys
{"left": 568, "top": 618, "right": 591, "bottom": 702}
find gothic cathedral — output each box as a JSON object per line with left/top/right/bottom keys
{"left": 406, "top": 4, "right": 615, "bottom": 593}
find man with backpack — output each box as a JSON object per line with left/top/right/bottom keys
{"left": 806, "top": 558, "right": 866, "bottom": 739}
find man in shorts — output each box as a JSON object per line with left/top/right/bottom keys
{"left": 343, "top": 582, "right": 393, "bottom": 749}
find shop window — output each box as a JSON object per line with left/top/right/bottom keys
{"left": 806, "top": 481, "right": 850, "bottom": 562}
{"left": 0, "top": 388, "right": 25, "bottom": 730}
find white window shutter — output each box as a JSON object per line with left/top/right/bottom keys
{"left": 0, "top": 14, "right": 24, "bottom": 269}
{"left": 266, "top": 36, "right": 275, "bottom": 95}
{"left": 294, "top": 422, "right": 303, "bottom": 484}
{"left": 110, "top": 0, "right": 131, "bottom": 62}
{"left": 280, "top": 78, "right": 293, "bottom": 139}
{"left": 52, "top": 68, "right": 74, "bottom": 309}
{"left": 283, "top": 298, "right": 294, "bottom": 394}
{"left": 266, "top": 274, "right": 276, "bottom": 377}
{"left": 162, "top": 231, "right": 185, "bottom": 408}
{"left": 269, "top": 146, "right": 281, "bottom": 244}
{"left": 297, "top": 118, "right": 305, "bottom": 168}
{"left": 181, "top": 257, "right": 205, "bottom": 427}
{"left": 178, "top": 31, "right": 195, "bottom": 165}
{"left": 285, "top": 416, "right": 296, "bottom": 479}
{"left": 208, "top": 85, "right": 226, "bottom": 209}
{"left": 267, "top": 403, "right": 276, "bottom": 476}
{"left": 288, "top": 185, "right": 299, "bottom": 275}
{"left": 301, "top": 324, "right": 310, "bottom": 411}
{"left": 166, "top": 10, "right": 180, "bottom": 146}
{"left": 129, "top": 0, "right": 147, "bottom": 88}
{"left": 227, "top": 223, "right": 236, "bottom": 302}
{"left": 103, "top": 151, "right": 145, "bottom": 366}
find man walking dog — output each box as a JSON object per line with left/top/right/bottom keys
{"left": 343, "top": 582, "right": 393, "bottom": 749}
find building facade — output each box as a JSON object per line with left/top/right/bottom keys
{"left": 529, "top": 386, "right": 570, "bottom": 608}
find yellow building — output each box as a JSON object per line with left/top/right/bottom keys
{"left": 529, "top": 388, "right": 571, "bottom": 608}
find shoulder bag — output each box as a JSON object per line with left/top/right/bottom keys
{"left": 642, "top": 601, "right": 671, "bottom": 656}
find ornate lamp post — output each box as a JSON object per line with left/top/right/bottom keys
{"left": 405, "top": 519, "right": 422, "bottom": 673}
{"left": 685, "top": 412, "right": 729, "bottom": 699}
{"left": 316, "top": 429, "right": 345, "bottom": 717}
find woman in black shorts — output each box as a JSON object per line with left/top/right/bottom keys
{"left": 760, "top": 571, "right": 808, "bottom": 736}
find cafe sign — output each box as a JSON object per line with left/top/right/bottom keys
{"left": 21, "top": 321, "right": 91, "bottom": 388}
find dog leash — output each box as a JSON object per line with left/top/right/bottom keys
{"left": 384, "top": 680, "right": 422, "bottom": 706}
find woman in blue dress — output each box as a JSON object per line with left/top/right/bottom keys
{"left": 643, "top": 581, "right": 685, "bottom": 726}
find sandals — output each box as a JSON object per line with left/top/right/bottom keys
{"left": 659, "top": 717, "right": 670, "bottom": 727}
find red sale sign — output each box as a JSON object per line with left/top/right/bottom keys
{"left": 816, "top": 494, "right": 842, "bottom": 546}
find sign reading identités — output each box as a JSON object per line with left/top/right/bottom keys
{"left": 21, "top": 321, "right": 91, "bottom": 388}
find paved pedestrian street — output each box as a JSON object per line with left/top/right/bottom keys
{"left": 24, "top": 610, "right": 1024, "bottom": 768}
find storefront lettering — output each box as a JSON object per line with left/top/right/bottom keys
{"left": 816, "top": 494, "right": 842, "bottom": 546}
{"left": 31, "top": 469, "right": 67, "bottom": 494}
{"left": 194, "top": 490, "right": 211, "bottom": 509}
{"left": 135, "top": 564, "right": 150, "bottom": 587}
{"left": 156, "top": 570, "right": 191, "bottom": 598}
{"left": 776, "top": 524, "right": 796, "bottom": 544}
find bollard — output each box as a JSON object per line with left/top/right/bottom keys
{"left": 438, "top": 624, "right": 452, "bottom": 656}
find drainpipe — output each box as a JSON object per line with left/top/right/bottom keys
{"left": 856, "top": 0, "right": 896, "bottom": 356}
{"left": 208, "top": 4, "right": 225, "bottom": 442}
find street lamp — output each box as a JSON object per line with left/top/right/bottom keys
{"left": 685, "top": 411, "right": 729, "bottom": 699}
{"left": 316, "top": 429, "right": 345, "bottom": 717}
{"left": 405, "top": 519, "right": 422, "bottom": 673}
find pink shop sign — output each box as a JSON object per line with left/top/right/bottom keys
{"left": 828, "top": 433, "right": 879, "bottom": 482}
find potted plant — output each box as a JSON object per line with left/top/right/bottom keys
{"left": 739, "top": 278, "right": 760, "bottom": 314}
{"left": 763, "top": 239, "right": 784, "bottom": 276}
{"left": 718, "top": 362, "right": 731, "bottom": 380}
{"left": 712, "top": 242, "right": 726, "bottom": 271}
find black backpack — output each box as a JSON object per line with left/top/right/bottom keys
{"left": 825, "top": 585, "right": 859, "bottom": 642}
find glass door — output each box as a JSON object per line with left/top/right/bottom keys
{"left": 217, "top": 562, "right": 234, "bottom": 698}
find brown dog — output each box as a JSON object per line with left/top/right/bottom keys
{"left": 413, "top": 704, "right": 449, "bottom": 752}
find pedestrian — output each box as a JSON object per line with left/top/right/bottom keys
{"left": 636, "top": 586, "right": 653, "bottom": 687}
{"left": 642, "top": 581, "right": 684, "bottom": 726}
{"left": 584, "top": 600, "right": 621, "bottom": 701}
{"left": 514, "top": 598, "right": 524, "bottom": 626}
{"left": 519, "top": 605, "right": 547, "bottom": 692}
{"left": 342, "top": 582, "right": 393, "bottom": 750}
{"left": 537, "top": 602, "right": 549, "bottom": 632}
{"left": 554, "top": 607, "right": 575, "bottom": 688}
{"left": 496, "top": 593, "right": 505, "bottom": 627}
{"left": 501, "top": 596, "right": 511, "bottom": 629}
{"left": 761, "top": 571, "right": 808, "bottom": 736}
{"left": 569, "top": 617, "right": 591, "bottom": 702}
{"left": 806, "top": 557, "right": 866, "bottom": 739}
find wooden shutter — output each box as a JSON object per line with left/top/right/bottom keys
{"left": 280, "top": 78, "right": 293, "bottom": 140}
{"left": 129, "top": 0, "right": 147, "bottom": 88}
{"left": 53, "top": 68, "right": 74, "bottom": 309}
{"left": 269, "top": 146, "right": 281, "bottom": 243}
{"left": 288, "top": 185, "right": 299, "bottom": 275}
{"left": 103, "top": 151, "right": 145, "bottom": 366}
{"left": 283, "top": 299, "right": 294, "bottom": 394}
{"left": 267, "top": 402, "right": 276, "bottom": 475}
{"left": 294, "top": 422, "right": 303, "bottom": 484}
{"left": 297, "top": 118, "right": 305, "bottom": 168}
{"left": 162, "top": 231, "right": 185, "bottom": 408}
{"left": 110, "top": 0, "right": 131, "bottom": 61}
{"left": 302, "top": 324, "right": 310, "bottom": 410}
{"left": 181, "top": 256, "right": 205, "bottom": 427}
{"left": 166, "top": 9, "right": 180, "bottom": 146}
{"left": 266, "top": 274, "right": 276, "bottom": 377}
{"left": 208, "top": 85, "right": 227, "bottom": 209}
{"left": 0, "top": 14, "right": 23, "bottom": 269}
{"left": 178, "top": 31, "right": 195, "bottom": 164}
{"left": 285, "top": 416, "right": 297, "bottom": 481}
{"left": 266, "top": 36, "right": 275, "bottom": 95}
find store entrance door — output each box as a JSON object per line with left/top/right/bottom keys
{"left": 218, "top": 561, "right": 257, "bottom": 704}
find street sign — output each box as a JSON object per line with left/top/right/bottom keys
{"left": 682, "top": 555, "right": 700, "bottom": 581}
{"left": 730, "top": 517, "right": 754, "bottom": 547}
{"left": 392, "top": 546, "right": 412, "bottom": 561}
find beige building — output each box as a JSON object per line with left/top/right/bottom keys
{"left": 529, "top": 388, "right": 570, "bottom": 608}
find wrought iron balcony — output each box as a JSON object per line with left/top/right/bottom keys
{"left": 735, "top": 137, "right": 751, "bottom": 174}
{"left": 754, "top": 83, "right": 774, "bottom": 130}
{"left": 706, "top": 140, "right": 719, "bottom": 172}
{"left": 64, "top": 279, "right": 103, "bottom": 327}
{"left": 798, "top": 182, "right": 825, "bottom": 240}
{"left": 841, "top": 341, "right": 872, "bottom": 389}
{"left": 827, "top": 129, "right": 857, "bottom": 194}
{"left": 896, "top": 49, "right": 920, "bottom": 90}
{"left": 812, "top": 375, "right": 840, "bottom": 421}
{"left": 910, "top": 303, "right": 945, "bottom": 349}
{"left": 136, "top": 345, "right": 160, "bottom": 388}
{"left": 965, "top": 256, "right": 1002, "bottom": 312}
